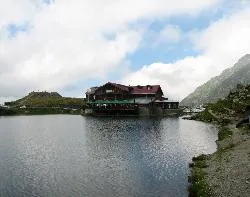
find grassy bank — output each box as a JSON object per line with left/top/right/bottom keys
{"left": 188, "top": 155, "right": 212, "bottom": 197}
{"left": 188, "top": 125, "right": 250, "bottom": 197}
{"left": 188, "top": 85, "right": 250, "bottom": 197}
{"left": 1, "top": 107, "right": 83, "bottom": 116}
{"left": 16, "top": 107, "right": 82, "bottom": 115}
{"left": 0, "top": 107, "right": 17, "bottom": 115}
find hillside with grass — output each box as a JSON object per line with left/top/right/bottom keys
{"left": 193, "top": 84, "right": 250, "bottom": 124}
{"left": 5, "top": 91, "right": 86, "bottom": 109}
{"left": 2, "top": 91, "right": 86, "bottom": 115}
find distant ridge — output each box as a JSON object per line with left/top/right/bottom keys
{"left": 28, "top": 91, "right": 62, "bottom": 98}
{"left": 181, "top": 54, "right": 250, "bottom": 106}
{"left": 4, "top": 91, "right": 85, "bottom": 108}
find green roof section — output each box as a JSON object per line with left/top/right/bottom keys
{"left": 88, "top": 100, "right": 135, "bottom": 104}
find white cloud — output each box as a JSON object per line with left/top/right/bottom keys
{"left": 122, "top": 6, "right": 250, "bottom": 101}
{"left": 122, "top": 56, "right": 212, "bottom": 100}
{"left": 0, "top": 0, "right": 39, "bottom": 27}
{"left": 194, "top": 7, "right": 250, "bottom": 73}
{"left": 157, "top": 25, "right": 182, "bottom": 44}
{"left": 0, "top": 0, "right": 223, "bottom": 101}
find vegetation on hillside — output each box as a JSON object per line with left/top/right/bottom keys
{"left": 5, "top": 91, "right": 86, "bottom": 109}
{"left": 2, "top": 91, "right": 87, "bottom": 115}
{"left": 0, "top": 107, "right": 17, "bottom": 115}
{"left": 193, "top": 84, "right": 250, "bottom": 123}
{"left": 190, "top": 84, "right": 249, "bottom": 142}
{"left": 188, "top": 84, "right": 250, "bottom": 197}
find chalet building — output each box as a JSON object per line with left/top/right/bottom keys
{"left": 87, "top": 82, "right": 163, "bottom": 101}
{"left": 85, "top": 82, "right": 180, "bottom": 116}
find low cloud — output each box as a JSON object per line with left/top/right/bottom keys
{"left": 0, "top": 0, "right": 223, "bottom": 101}
{"left": 122, "top": 7, "right": 250, "bottom": 100}
{"left": 122, "top": 56, "right": 212, "bottom": 100}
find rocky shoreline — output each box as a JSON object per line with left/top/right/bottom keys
{"left": 188, "top": 123, "right": 250, "bottom": 197}
{"left": 188, "top": 84, "right": 250, "bottom": 197}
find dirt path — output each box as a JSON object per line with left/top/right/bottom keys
{"left": 208, "top": 110, "right": 219, "bottom": 119}
{"left": 204, "top": 127, "right": 250, "bottom": 197}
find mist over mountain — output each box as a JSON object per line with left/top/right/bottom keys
{"left": 180, "top": 54, "right": 250, "bottom": 106}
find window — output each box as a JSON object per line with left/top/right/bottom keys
{"left": 106, "top": 89, "right": 113, "bottom": 93}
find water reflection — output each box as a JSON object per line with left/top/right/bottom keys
{"left": 0, "top": 115, "right": 217, "bottom": 197}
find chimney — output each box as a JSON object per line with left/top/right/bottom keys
{"left": 147, "top": 85, "right": 151, "bottom": 90}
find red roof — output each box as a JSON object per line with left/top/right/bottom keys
{"left": 130, "top": 85, "right": 161, "bottom": 94}
{"left": 107, "top": 82, "right": 162, "bottom": 95}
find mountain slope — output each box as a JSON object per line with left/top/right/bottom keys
{"left": 181, "top": 54, "right": 250, "bottom": 106}
{"left": 5, "top": 91, "right": 86, "bottom": 108}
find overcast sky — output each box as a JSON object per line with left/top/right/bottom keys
{"left": 1, "top": 0, "right": 250, "bottom": 103}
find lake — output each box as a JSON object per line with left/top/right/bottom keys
{"left": 0, "top": 115, "right": 217, "bottom": 197}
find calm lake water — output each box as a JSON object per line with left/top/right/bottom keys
{"left": 0, "top": 115, "right": 217, "bottom": 197}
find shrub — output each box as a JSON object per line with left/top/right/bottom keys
{"left": 197, "top": 110, "right": 217, "bottom": 122}
{"left": 188, "top": 168, "right": 212, "bottom": 197}
{"left": 218, "top": 127, "right": 233, "bottom": 141}
{"left": 192, "top": 154, "right": 208, "bottom": 162}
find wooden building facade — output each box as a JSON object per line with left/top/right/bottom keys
{"left": 85, "top": 82, "right": 180, "bottom": 116}
{"left": 86, "top": 82, "right": 164, "bottom": 101}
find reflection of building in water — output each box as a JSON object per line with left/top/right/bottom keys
{"left": 85, "top": 82, "right": 182, "bottom": 116}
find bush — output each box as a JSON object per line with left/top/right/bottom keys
{"left": 0, "top": 107, "right": 17, "bottom": 115}
{"left": 192, "top": 154, "right": 208, "bottom": 162}
{"left": 188, "top": 168, "right": 212, "bottom": 197}
{"left": 197, "top": 110, "right": 217, "bottom": 122}
{"left": 218, "top": 127, "right": 233, "bottom": 141}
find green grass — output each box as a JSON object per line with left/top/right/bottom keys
{"left": 192, "top": 154, "right": 208, "bottom": 162}
{"left": 5, "top": 92, "right": 87, "bottom": 109}
{"left": 16, "top": 107, "right": 81, "bottom": 115}
{"left": 208, "top": 100, "right": 231, "bottom": 114}
{"left": 191, "top": 154, "right": 209, "bottom": 169}
{"left": 218, "top": 127, "right": 233, "bottom": 141}
{"left": 202, "top": 85, "right": 250, "bottom": 120}
{"left": 189, "top": 154, "right": 212, "bottom": 196}
{"left": 219, "top": 118, "right": 231, "bottom": 125}
{"left": 215, "top": 146, "right": 234, "bottom": 162}
{"left": 0, "top": 107, "right": 82, "bottom": 116}
{"left": 188, "top": 168, "right": 212, "bottom": 197}
{"left": 196, "top": 110, "right": 217, "bottom": 122}
{"left": 0, "top": 107, "right": 17, "bottom": 115}
{"left": 194, "top": 160, "right": 208, "bottom": 168}
{"left": 189, "top": 85, "right": 250, "bottom": 197}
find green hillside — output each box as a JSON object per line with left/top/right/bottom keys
{"left": 2, "top": 91, "right": 86, "bottom": 115}
{"left": 193, "top": 84, "right": 250, "bottom": 124}
{"left": 5, "top": 91, "right": 86, "bottom": 109}
{"left": 188, "top": 84, "right": 250, "bottom": 197}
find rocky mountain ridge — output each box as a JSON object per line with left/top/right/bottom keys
{"left": 181, "top": 54, "right": 250, "bottom": 106}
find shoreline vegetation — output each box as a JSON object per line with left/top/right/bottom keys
{"left": 188, "top": 85, "right": 250, "bottom": 197}
{"left": 1, "top": 91, "right": 184, "bottom": 117}
{"left": 1, "top": 87, "right": 249, "bottom": 196}
{"left": 0, "top": 106, "right": 83, "bottom": 116}
{"left": 1, "top": 91, "right": 86, "bottom": 116}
